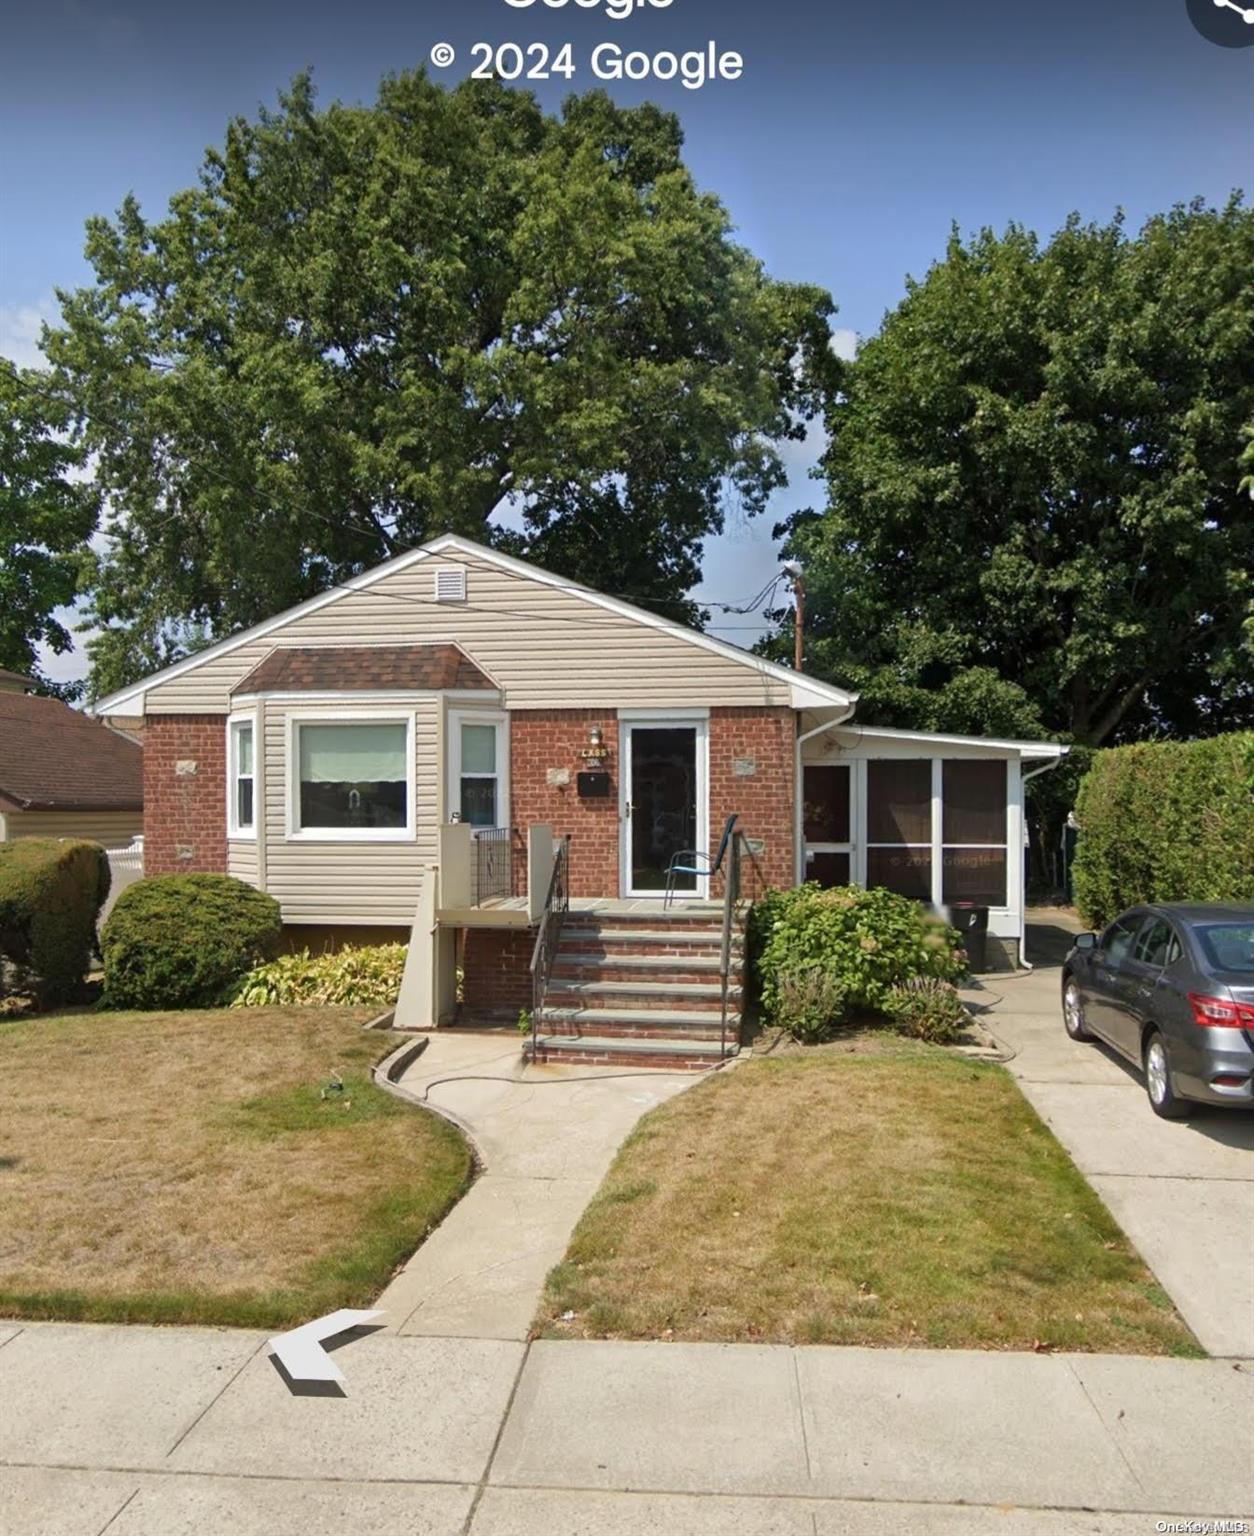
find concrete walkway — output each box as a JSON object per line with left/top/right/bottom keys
{"left": 375, "top": 1032, "right": 697, "bottom": 1339}
{"left": 966, "top": 915, "right": 1254, "bottom": 1358}
{"left": 2, "top": 1320, "right": 1251, "bottom": 1533}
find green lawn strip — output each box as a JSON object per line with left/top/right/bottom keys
{"left": 539, "top": 1046, "right": 1202, "bottom": 1356}
{"left": 0, "top": 1009, "right": 473, "bottom": 1329}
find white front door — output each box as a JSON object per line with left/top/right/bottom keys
{"left": 620, "top": 717, "right": 709, "bottom": 899}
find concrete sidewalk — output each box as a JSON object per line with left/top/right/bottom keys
{"left": 968, "top": 917, "right": 1254, "bottom": 1358}
{"left": 2, "top": 1321, "right": 1251, "bottom": 1533}
{"left": 375, "top": 1032, "right": 696, "bottom": 1339}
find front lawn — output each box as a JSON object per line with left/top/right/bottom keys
{"left": 0, "top": 1007, "right": 471, "bottom": 1328}
{"left": 539, "top": 1037, "right": 1200, "bottom": 1355}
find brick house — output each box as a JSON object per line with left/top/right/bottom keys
{"left": 94, "top": 534, "right": 1063, "bottom": 1066}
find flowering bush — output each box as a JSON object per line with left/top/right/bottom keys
{"left": 773, "top": 966, "right": 849, "bottom": 1043}
{"left": 751, "top": 884, "right": 966, "bottom": 1024}
{"left": 228, "top": 944, "right": 407, "bottom": 1009}
{"left": 883, "top": 976, "right": 969, "bottom": 1044}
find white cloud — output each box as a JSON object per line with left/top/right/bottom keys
{"left": 830, "top": 328, "right": 859, "bottom": 362}
{"left": 0, "top": 296, "right": 57, "bottom": 370}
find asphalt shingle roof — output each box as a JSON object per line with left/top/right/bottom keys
{"left": 0, "top": 693, "right": 143, "bottom": 812}
{"left": 231, "top": 644, "right": 494, "bottom": 695}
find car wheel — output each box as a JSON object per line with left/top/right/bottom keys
{"left": 1063, "top": 977, "right": 1092, "bottom": 1041}
{"left": 1144, "top": 1030, "right": 1192, "bottom": 1120}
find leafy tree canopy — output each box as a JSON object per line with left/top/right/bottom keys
{"left": 0, "top": 359, "right": 98, "bottom": 696}
{"left": 46, "top": 72, "right": 837, "bottom": 698}
{"left": 776, "top": 199, "right": 1254, "bottom": 746}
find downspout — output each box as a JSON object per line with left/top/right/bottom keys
{"left": 794, "top": 704, "right": 856, "bottom": 886}
{"left": 1018, "top": 753, "right": 1067, "bottom": 971}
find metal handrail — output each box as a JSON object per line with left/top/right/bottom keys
{"left": 528, "top": 834, "right": 571, "bottom": 1059}
{"left": 718, "top": 832, "right": 743, "bottom": 1058}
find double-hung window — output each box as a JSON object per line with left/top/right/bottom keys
{"left": 228, "top": 718, "right": 256, "bottom": 837}
{"left": 451, "top": 713, "right": 507, "bottom": 829}
{"left": 291, "top": 717, "right": 412, "bottom": 838}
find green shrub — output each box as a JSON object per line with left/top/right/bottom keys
{"left": 883, "top": 977, "right": 969, "bottom": 1044}
{"left": 0, "top": 839, "right": 111, "bottom": 1005}
{"left": 753, "top": 884, "right": 966, "bottom": 1023}
{"left": 229, "top": 944, "right": 407, "bottom": 1009}
{"left": 773, "top": 966, "right": 848, "bottom": 1044}
{"left": 100, "top": 874, "right": 282, "bottom": 1010}
{"left": 1072, "top": 732, "right": 1254, "bottom": 929}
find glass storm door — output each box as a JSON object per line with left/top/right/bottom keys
{"left": 803, "top": 763, "right": 854, "bottom": 887}
{"left": 623, "top": 723, "right": 705, "bottom": 896}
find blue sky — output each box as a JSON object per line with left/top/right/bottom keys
{"left": 2, "top": 0, "right": 1250, "bottom": 681}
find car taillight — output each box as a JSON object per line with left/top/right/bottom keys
{"left": 1188, "top": 993, "right": 1254, "bottom": 1029}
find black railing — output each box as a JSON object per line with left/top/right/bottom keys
{"left": 529, "top": 835, "right": 571, "bottom": 1058}
{"left": 470, "top": 827, "right": 513, "bottom": 906}
{"left": 718, "top": 832, "right": 742, "bottom": 1058}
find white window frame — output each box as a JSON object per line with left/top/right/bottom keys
{"left": 226, "top": 712, "right": 258, "bottom": 840}
{"left": 447, "top": 709, "right": 510, "bottom": 832}
{"left": 286, "top": 709, "right": 416, "bottom": 843}
{"left": 618, "top": 712, "right": 710, "bottom": 900}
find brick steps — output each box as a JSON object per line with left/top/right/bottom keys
{"left": 532, "top": 910, "right": 746, "bottom": 1067}
{"left": 529, "top": 1034, "right": 734, "bottom": 1070}
{"left": 546, "top": 978, "right": 739, "bottom": 1011}
{"left": 539, "top": 1005, "right": 737, "bottom": 1041}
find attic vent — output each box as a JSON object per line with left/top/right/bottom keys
{"left": 434, "top": 566, "right": 467, "bottom": 604}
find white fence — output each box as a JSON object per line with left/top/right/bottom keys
{"left": 103, "top": 836, "right": 143, "bottom": 922}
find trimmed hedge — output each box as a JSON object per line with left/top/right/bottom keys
{"left": 1072, "top": 732, "right": 1254, "bottom": 930}
{"left": 100, "top": 874, "right": 282, "bottom": 1010}
{"left": 0, "top": 838, "right": 111, "bottom": 1005}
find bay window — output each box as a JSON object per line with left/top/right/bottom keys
{"left": 291, "top": 718, "right": 412, "bottom": 837}
{"left": 228, "top": 717, "right": 256, "bottom": 837}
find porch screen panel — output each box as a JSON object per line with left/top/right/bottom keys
{"left": 942, "top": 760, "right": 1007, "bottom": 907}
{"left": 866, "top": 759, "right": 932, "bottom": 900}
{"left": 807, "top": 850, "right": 851, "bottom": 888}
{"left": 803, "top": 765, "right": 850, "bottom": 843}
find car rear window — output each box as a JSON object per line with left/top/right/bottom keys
{"left": 1196, "top": 923, "right": 1254, "bottom": 973}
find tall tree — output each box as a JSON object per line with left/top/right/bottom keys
{"left": 0, "top": 359, "right": 98, "bottom": 694}
{"left": 46, "top": 74, "right": 837, "bottom": 697}
{"left": 776, "top": 200, "right": 1254, "bottom": 745}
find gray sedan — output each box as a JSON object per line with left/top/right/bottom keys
{"left": 1061, "top": 904, "right": 1254, "bottom": 1118}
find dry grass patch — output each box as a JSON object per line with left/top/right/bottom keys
{"left": 0, "top": 1007, "right": 471, "bottom": 1327}
{"left": 540, "top": 1037, "right": 1200, "bottom": 1355}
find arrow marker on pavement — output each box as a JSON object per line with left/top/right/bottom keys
{"left": 269, "top": 1308, "right": 385, "bottom": 1385}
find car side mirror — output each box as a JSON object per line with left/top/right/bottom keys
{"left": 1073, "top": 932, "right": 1097, "bottom": 952}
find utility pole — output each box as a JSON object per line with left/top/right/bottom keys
{"left": 783, "top": 560, "right": 805, "bottom": 671}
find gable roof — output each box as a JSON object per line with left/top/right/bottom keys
{"left": 231, "top": 643, "right": 496, "bottom": 696}
{"left": 92, "top": 533, "right": 858, "bottom": 716}
{"left": 0, "top": 692, "right": 143, "bottom": 812}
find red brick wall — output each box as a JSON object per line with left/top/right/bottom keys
{"left": 142, "top": 714, "right": 228, "bottom": 876}
{"left": 461, "top": 928, "right": 533, "bottom": 1019}
{"left": 507, "top": 705, "right": 797, "bottom": 900}
{"left": 709, "top": 707, "right": 796, "bottom": 895}
{"left": 510, "top": 710, "right": 621, "bottom": 900}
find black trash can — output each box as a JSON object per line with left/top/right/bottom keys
{"left": 948, "top": 903, "right": 990, "bottom": 973}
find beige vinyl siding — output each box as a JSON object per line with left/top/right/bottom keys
{"left": 259, "top": 695, "right": 439, "bottom": 925}
{"left": 228, "top": 839, "right": 259, "bottom": 888}
{"left": 0, "top": 809, "right": 143, "bottom": 845}
{"left": 142, "top": 549, "right": 791, "bottom": 715}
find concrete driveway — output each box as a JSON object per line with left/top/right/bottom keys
{"left": 968, "top": 915, "right": 1254, "bottom": 1358}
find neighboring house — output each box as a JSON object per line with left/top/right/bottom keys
{"left": 93, "top": 534, "right": 1064, "bottom": 1059}
{"left": 0, "top": 674, "right": 144, "bottom": 848}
